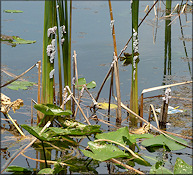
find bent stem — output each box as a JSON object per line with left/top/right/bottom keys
{"left": 95, "top": 0, "right": 158, "bottom": 104}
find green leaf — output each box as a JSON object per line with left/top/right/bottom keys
{"left": 34, "top": 104, "right": 72, "bottom": 116}
{"left": 75, "top": 78, "right": 96, "bottom": 90}
{"left": 4, "top": 10, "right": 23, "bottom": 13}
{"left": 21, "top": 125, "right": 48, "bottom": 141}
{"left": 75, "top": 78, "right": 86, "bottom": 90}
{"left": 149, "top": 164, "right": 173, "bottom": 174}
{"left": 96, "top": 126, "right": 133, "bottom": 145}
{"left": 131, "top": 133, "right": 154, "bottom": 139}
{"left": 174, "top": 157, "right": 193, "bottom": 174}
{"left": 82, "top": 141, "right": 130, "bottom": 161}
{"left": 5, "top": 165, "right": 34, "bottom": 172}
{"left": 7, "top": 81, "right": 35, "bottom": 90}
{"left": 97, "top": 102, "right": 117, "bottom": 110}
{"left": 38, "top": 168, "right": 54, "bottom": 174}
{"left": 134, "top": 157, "right": 152, "bottom": 167}
{"left": 141, "top": 134, "right": 187, "bottom": 151}
{"left": 86, "top": 81, "right": 96, "bottom": 89}
{"left": 12, "top": 36, "right": 36, "bottom": 44}
{"left": 49, "top": 120, "right": 101, "bottom": 136}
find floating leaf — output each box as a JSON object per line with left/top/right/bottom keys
{"left": 12, "top": 36, "right": 36, "bottom": 44}
{"left": 96, "top": 127, "right": 131, "bottom": 145}
{"left": 7, "top": 81, "right": 35, "bottom": 90}
{"left": 34, "top": 104, "right": 72, "bottom": 116}
{"left": 75, "top": 78, "right": 96, "bottom": 90}
{"left": 131, "top": 133, "right": 154, "bottom": 141}
{"left": 82, "top": 141, "right": 130, "bottom": 161}
{"left": 97, "top": 102, "right": 117, "bottom": 110}
{"left": 49, "top": 120, "right": 101, "bottom": 136}
{"left": 173, "top": 157, "right": 193, "bottom": 174}
{"left": 5, "top": 165, "right": 34, "bottom": 172}
{"left": 4, "top": 10, "right": 23, "bottom": 13}
{"left": 141, "top": 134, "right": 187, "bottom": 151}
{"left": 38, "top": 168, "right": 54, "bottom": 174}
{"left": 149, "top": 164, "right": 173, "bottom": 174}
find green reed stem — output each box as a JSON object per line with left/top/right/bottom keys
{"left": 130, "top": 0, "right": 139, "bottom": 126}
{"left": 57, "top": 0, "right": 71, "bottom": 110}
{"left": 42, "top": 1, "right": 57, "bottom": 105}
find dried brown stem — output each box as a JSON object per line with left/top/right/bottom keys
{"left": 95, "top": 0, "right": 159, "bottom": 102}
{"left": 111, "top": 158, "right": 145, "bottom": 174}
{"left": 66, "top": 86, "right": 91, "bottom": 125}
{"left": 1, "top": 62, "right": 37, "bottom": 88}
{"left": 108, "top": 0, "right": 122, "bottom": 122}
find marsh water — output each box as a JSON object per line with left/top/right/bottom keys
{"left": 1, "top": 1, "right": 192, "bottom": 174}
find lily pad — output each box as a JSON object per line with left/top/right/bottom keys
{"left": 34, "top": 104, "right": 72, "bottom": 116}
{"left": 82, "top": 141, "right": 130, "bottom": 161}
{"left": 4, "top": 10, "right": 23, "bottom": 13}
{"left": 7, "top": 81, "right": 35, "bottom": 90}
{"left": 75, "top": 78, "right": 96, "bottom": 90}
{"left": 141, "top": 134, "right": 187, "bottom": 151}
{"left": 12, "top": 36, "right": 36, "bottom": 44}
{"left": 173, "top": 157, "right": 193, "bottom": 174}
{"left": 96, "top": 127, "right": 131, "bottom": 145}
{"left": 97, "top": 102, "right": 117, "bottom": 110}
{"left": 48, "top": 120, "right": 101, "bottom": 136}
{"left": 96, "top": 127, "right": 154, "bottom": 146}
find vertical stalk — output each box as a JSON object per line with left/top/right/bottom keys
{"left": 58, "top": 0, "right": 71, "bottom": 110}
{"left": 37, "top": 60, "right": 41, "bottom": 124}
{"left": 56, "top": 22, "right": 63, "bottom": 106}
{"left": 41, "top": 1, "right": 57, "bottom": 126}
{"left": 42, "top": 1, "right": 57, "bottom": 104}
{"left": 163, "top": 0, "right": 172, "bottom": 85}
{"left": 108, "top": 69, "right": 114, "bottom": 116}
{"left": 108, "top": 0, "right": 122, "bottom": 123}
{"left": 41, "top": 141, "right": 48, "bottom": 168}
{"left": 130, "top": 0, "right": 139, "bottom": 127}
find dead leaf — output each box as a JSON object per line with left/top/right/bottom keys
{"left": 130, "top": 123, "right": 150, "bottom": 134}
{"left": 1, "top": 93, "right": 23, "bottom": 114}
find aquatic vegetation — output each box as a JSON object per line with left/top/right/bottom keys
{"left": 1, "top": 0, "right": 192, "bottom": 174}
